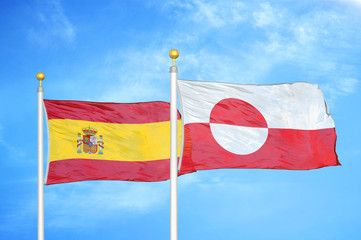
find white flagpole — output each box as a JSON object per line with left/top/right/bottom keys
{"left": 169, "top": 49, "right": 179, "bottom": 240}
{"left": 37, "top": 72, "right": 45, "bottom": 240}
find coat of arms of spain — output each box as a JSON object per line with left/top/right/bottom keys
{"left": 77, "top": 126, "right": 104, "bottom": 154}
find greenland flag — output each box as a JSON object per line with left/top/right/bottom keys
{"left": 177, "top": 79, "right": 340, "bottom": 172}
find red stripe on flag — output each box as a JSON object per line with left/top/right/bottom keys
{"left": 210, "top": 98, "right": 267, "bottom": 127}
{"left": 46, "top": 158, "right": 193, "bottom": 185}
{"left": 180, "top": 123, "right": 340, "bottom": 172}
{"left": 44, "top": 100, "right": 181, "bottom": 124}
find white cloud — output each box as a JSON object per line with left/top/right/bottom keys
{"left": 323, "top": 77, "right": 359, "bottom": 95}
{"left": 245, "top": 3, "right": 361, "bottom": 94}
{"left": 318, "top": 77, "right": 359, "bottom": 109}
{"left": 45, "top": 181, "right": 168, "bottom": 228}
{"left": 337, "top": 78, "right": 358, "bottom": 93}
{"left": 333, "top": 0, "right": 361, "bottom": 7}
{"left": 181, "top": 50, "right": 252, "bottom": 83}
{"left": 192, "top": 0, "right": 245, "bottom": 27}
{"left": 95, "top": 47, "right": 171, "bottom": 103}
{"left": 27, "top": 0, "right": 75, "bottom": 45}
{"left": 253, "top": 2, "right": 283, "bottom": 28}
{"left": 165, "top": 1, "right": 361, "bottom": 102}
{"left": 164, "top": 0, "right": 246, "bottom": 28}
{"left": 46, "top": 1, "right": 360, "bottom": 109}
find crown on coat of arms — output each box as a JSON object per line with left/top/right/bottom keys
{"left": 82, "top": 126, "right": 97, "bottom": 136}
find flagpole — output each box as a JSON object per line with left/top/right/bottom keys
{"left": 37, "top": 72, "right": 45, "bottom": 240}
{"left": 169, "top": 49, "right": 179, "bottom": 240}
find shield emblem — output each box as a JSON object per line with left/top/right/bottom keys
{"left": 89, "top": 136, "right": 98, "bottom": 154}
{"left": 83, "top": 135, "right": 98, "bottom": 154}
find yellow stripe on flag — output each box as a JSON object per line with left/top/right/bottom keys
{"left": 48, "top": 119, "right": 182, "bottom": 162}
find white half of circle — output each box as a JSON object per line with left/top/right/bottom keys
{"left": 210, "top": 123, "right": 268, "bottom": 155}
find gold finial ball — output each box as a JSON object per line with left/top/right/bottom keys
{"left": 36, "top": 72, "right": 45, "bottom": 81}
{"left": 169, "top": 49, "right": 179, "bottom": 60}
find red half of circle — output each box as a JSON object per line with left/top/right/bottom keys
{"left": 210, "top": 98, "right": 267, "bottom": 128}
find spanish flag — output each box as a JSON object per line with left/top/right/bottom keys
{"left": 44, "top": 100, "right": 183, "bottom": 185}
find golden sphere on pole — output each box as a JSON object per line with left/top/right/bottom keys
{"left": 169, "top": 49, "right": 179, "bottom": 66}
{"left": 36, "top": 72, "right": 45, "bottom": 87}
{"left": 37, "top": 72, "right": 45, "bottom": 81}
{"left": 169, "top": 49, "right": 179, "bottom": 60}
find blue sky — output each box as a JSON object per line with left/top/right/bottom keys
{"left": 1, "top": 0, "right": 361, "bottom": 239}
